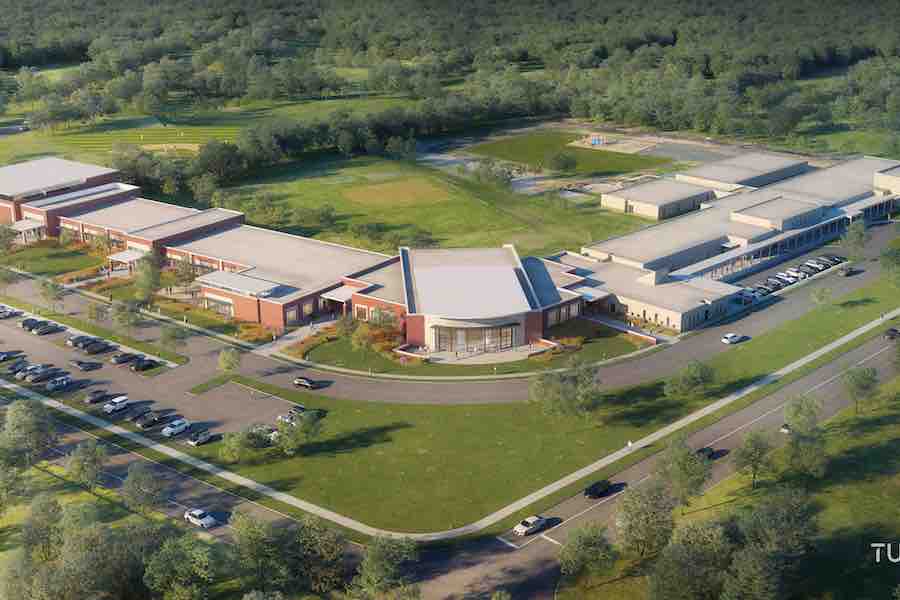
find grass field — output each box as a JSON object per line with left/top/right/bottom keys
{"left": 168, "top": 276, "right": 900, "bottom": 532}
{"left": 230, "top": 155, "right": 651, "bottom": 255}
{"left": 0, "top": 243, "right": 104, "bottom": 278}
{"left": 561, "top": 374, "right": 900, "bottom": 600}
{"left": 469, "top": 130, "right": 671, "bottom": 176}
{"left": 303, "top": 318, "right": 650, "bottom": 376}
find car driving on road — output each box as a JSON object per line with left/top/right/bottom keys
{"left": 184, "top": 508, "right": 217, "bottom": 529}
{"left": 513, "top": 515, "right": 548, "bottom": 536}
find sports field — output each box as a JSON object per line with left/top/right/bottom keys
{"left": 229, "top": 155, "right": 652, "bottom": 255}
{"left": 469, "top": 130, "right": 671, "bottom": 175}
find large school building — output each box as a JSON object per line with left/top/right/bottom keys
{"left": 0, "top": 151, "right": 895, "bottom": 351}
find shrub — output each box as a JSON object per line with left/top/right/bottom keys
{"left": 55, "top": 265, "right": 104, "bottom": 284}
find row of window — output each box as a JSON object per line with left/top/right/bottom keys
{"left": 546, "top": 300, "right": 581, "bottom": 327}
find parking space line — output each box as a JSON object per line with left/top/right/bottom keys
{"left": 495, "top": 536, "right": 520, "bottom": 550}
{"left": 540, "top": 533, "right": 562, "bottom": 546}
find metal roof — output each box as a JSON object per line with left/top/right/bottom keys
{"left": 0, "top": 158, "right": 117, "bottom": 198}
{"left": 107, "top": 249, "right": 148, "bottom": 264}
{"left": 23, "top": 183, "right": 137, "bottom": 211}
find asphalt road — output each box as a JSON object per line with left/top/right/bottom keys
{"left": 415, "top": 334, "right": 899, "bottom": 599}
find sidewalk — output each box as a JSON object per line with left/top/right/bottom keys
{"left": 4, "top": 307, "right": 896, "bottom": 541}
{"left": 254, "top": 316, "right": 336, "bottom": 358}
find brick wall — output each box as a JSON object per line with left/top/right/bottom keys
{"left": 258, "top": 299, "right": 286, "bottom": 331}
{"left": 405, "top": 315, "right": 425, "bottom": 346}
{"left": 200, "top": 286, "right": 261, "bottom": 324}
{"left": 524, "top": 311, "right": 544, "bottom": 343}
{"left": 352, "top": 294, "right": 408, "bottom": 322}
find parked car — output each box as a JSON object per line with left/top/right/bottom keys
{"left": 183, "top": 508, "right": 217, "bottom": 529}
{"left": 583, "top": 480, "right": 612, "bottom": 499}
{"left": 293, "top": 377, "right": 316, "bottom": 389}
{"left": 755, "top": 284, "right": 774, "bottom": 294}
{"left": 136, "top": 411, "right": 163, "bottom": 430}
{"left": 110, "top": 352, "right": 138, "bottom": 365}
{"left": 84, "top": 389, "right": 108, "bottom": 404}
{"left": 786, "top": 268, "right": 808, "bottom": 280}
{"left": 187, "top": 429, "right": 212, "bottom": 446}
{"left": 74, "top": 337, "right": 99, "bottom": 350}
{"left": 67, "top": 335, "right": 91, "bottom": 347}
{"left": 102, "top": 396, "right": 130, "bottom": 414}
{"left": 45, "top": 375, "right": 72, "bottom": 393}
{"left": 804, "top": 260, "right": 827, "bottom": 272}
{"left": 16, "top": 364, "right": 49, "bottom": 380}
{"left": 28, "top": 368, "right": 65, "bottom": 384}
{"left": 33, "top": 323, "right": 64, "bottom": 336}
{"left": 0, "top": 350, "right": 22, "bottom": 362}
{"left": 765, "top": 277, "right": 784, "bottom": 288}
{"left": 884, "top": 327, "right": 900, "bottom": 341}
{"left": 24, "top": 320, "right": 48, "bottom": 332}
{"left": 85, "top": 341, "right": 113, "bottom": 355}
{"left": 513, "top": 515, "right": 548, "bottom": 536}
{"left": 779, "top": 423, "right": 792, "bottom": 434}
{"left": 7, "top": 359, "right": 30, "bottom": 374}
{"left": 775, "top": 273, "right": 797, "bottom": 284}
{"left": 817, "top": 255, "right": 841, "bottom": 266}
{"left": 127, "top": 406, "right": 151, "bottom": 422}
{"left": 69, "top": 359, "right": 102, "bottom": 372}
{"left": 696, "top": 446, "right": 716, "bottom": 460}
{"left": 161, "top": 418, "right": 190, "bottom": 437}
{"left": 19, "top": 318, "right": 39, "bottom": 330}
{"left": 0, "top": 309, "right": 22, "bottom": 319}
{"left": 823, "top": 254, "right": 845, "bottom": 263}
{"left": 721, "top": 333, "right": 745, "bottom": 345}
{"left": 130, "top": 357, "right": 159, "bottom": 372}
{"left": 797, "top": 265, "right": 818, "bottom": 276}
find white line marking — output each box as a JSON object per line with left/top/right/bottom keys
{"left": 540, "top": 533, "right": 562, "bottom": 546}
{"left": 707, "top": 344, "right": 892, "bottom": 446}
{"left": 495, "top": 536, "right": 520, "bottom": 550}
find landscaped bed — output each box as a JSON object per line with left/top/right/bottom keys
{"left": 288, "top": 318, "right": 651, "bottom": 376}
{"left": 0, "top": 240, "right": 104, "bottom": 278}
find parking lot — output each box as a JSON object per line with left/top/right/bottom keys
{"left": 735, "top": 246, "right": 848, "bottom": 300}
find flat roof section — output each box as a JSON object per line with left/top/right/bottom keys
{"left": 678, "top": 151, "right": 807, "bottom": 185}
{"left": 352, "top": 260, "right": 406, "bottom": 305}
{"left": 405, "top": 247, "right": 536, "bottom": 319}
{"left": 196, "top": 270, "right": 279, "bottom": 297}
{"left": 735, "top": 195, "right": 820, "bottom": 222}
{"left": 172, "top": 225, "right": 389, "bottom": 298}
{"left": 24, "top": 183, "right": 137, "bottom": 211}
{"left": 609, "top": 179, "right": 712, "bottom": 207}
{"left": 770, "top": 156, "right": 900, "bottom": 205}
{"left": 65, "top": 197, "right": 197, "bottom": 234}
{"left": 129, "top": 208, "right": 243, "bottom": 241}
{"left": 0, "top": 158, "right": 118, "bottom": 198}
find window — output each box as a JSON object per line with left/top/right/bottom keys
{"left": 354, "top": 305, "right": 368, "bottom": 321}
{"left": 302, "top": 300, "right": 315, "bottom": 317}
{"left": 547, "top": 308, "right": 560, "bottom": 326}
{"left": 285, "top": 307, "right": 299, "bottom": 325}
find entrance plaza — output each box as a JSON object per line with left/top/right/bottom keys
{"left": 0, "top": 152, "right": 896, "bottom": 353}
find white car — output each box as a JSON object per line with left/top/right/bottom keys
{"left": 775, "top": 273, "right": 797, "bottom": 284}
{"left": 161, "top": 418, "right": 190, "bottom": 437}
{"left": 721, "top": 333, "right": 744, "bottom": 345}
{"left": 786, "top": 268, "right": 807, "bottom": 280}
{"left": 183, "top": 508, "right": 217, "bottom": 529}
{"left": 102, "top": 396, "right": 129, "bottom": 414}
{"left": 513, "top": 515, "right": 548, "bottom": 536}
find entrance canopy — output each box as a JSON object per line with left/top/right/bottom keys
{"left": 321, "top": 285, "right": 357, "bottom": 303}
{"left": 10, "top": 219, "right": 44, "bottom": 233}
{"left": 108, "top": 248, "right": 148, "bottom": 265}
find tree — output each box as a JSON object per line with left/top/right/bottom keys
{"left": 283, "top": 516, "right": 346, "bottom": 593}
{"left": 65, "top": 439, "right": 107, "bottom": 491}
{"left": 720, "top": 545, "right": 782, "bottom": 600}
{"left": 111, "top": 300, "right": 140, "bottom": 334}
{"left": 277, "top": 409, "right": 325, "bottom": 457}
{"left": 133, "top": 253, "right": 162, "bottom": 304}
{"left": 242, "top": 593, "right": 285, "bottom": 600}
{"left": 615, "top": 479, "right": 677, "bottom": 558}
{"left": 39, "top": 280, "right": 64, "bottom": 313}
{"left": 880, "top": 244, "right": 900, "bottom": 287}
{"left": 548, "top": 151, "right": 577, "bottom": 172}
{"left": 188, "top": 174, "right": 219, "bottom": 208}
{"left": 220, "top": 429, "right": 253, "bottom": 464}
{"left": 809, "top": 286, "right": 832, "bottom": 306}
{"left": 86, "top": 302, "right": 108, "bottom": 325}
{"left": 649, "top": 521, "right": 734, "bottom": 600}
{"left": 352, "top": 536, "right": 419, "bottom": 599}
{"left": 664, "top": 360, "right": 715, "bottom": 399}
{"left": 490, "top": 592, "right": 513, "bottom": 600}
{"left": 160, "top": 323, "right": 189, "bottom": 355}
{"left": 841, "top": 220, "right": 870, "bottom": 263}
{"left": 231, "top": 512, "right": 287, "bottom": 592}
{"left": 0, "top": 268, "right": 17, "bottom": 295}
{"left": 528, "top": 357, "right": 598, "bottom": 417}
{"left": 58, "top": 228, "right": 77, "bottom": 247}
{"left": 558, "top": 523, "right": 617, "bottom": 577}
{"left": 784, "top": 395, "right": 821, "bottom": 435}
{"left": 218, "top": 347, "right": 242, "bottom": 377}
{"left": 0, "top": 465, "right": 22, "bottom": 517}
{"left": 0, "top": 223, "right": 17, "bottom": 252}
{"left": 737, "top": 487, "right": 818, "bottom": 560}
{"left": 844, "top": 366, "right": 879, "bottom": 413}
{"left": 21, "top": 494, "right": 63, "bottom": 563}
{"left": 174, "top": 259, "right": 196, "bottom": 287}
{"left": 120, "top": 461, "right": 168, "bottom": 513}
{"left": 783, "top": 397, "right": 827, "bottom": 481}
{"left": 655, "top": 432, "right": 712, "bottom": 508}
{"left": 0, "top": 398, "right": 57, "bottom": 467}
{"left": 145, "top": 535, "right": 215, "bottom": 600}
{"left": 733, "top": 430, "right": 774, "bottom": 488}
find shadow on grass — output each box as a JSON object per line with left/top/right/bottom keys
{"left": 836, "top": 297, "right": 876, "bottom": 309}
{"left": 300, "top": 422, "right": 412, "bottom": 457}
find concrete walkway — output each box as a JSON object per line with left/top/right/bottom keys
{"left": 254, "top": 315, "right": 337, "bottom": 358}
{"left": 4, "top": 307, "right": 896, "bottom": 541}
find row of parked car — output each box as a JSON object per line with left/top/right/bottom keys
{"left": 3, "top": 353, "right": 75, "bottom": 392}
{"left": 748, "top": 254, "right": 845, "bottom": 298}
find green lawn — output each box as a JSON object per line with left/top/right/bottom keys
{"left": 303, "top": 319, "right": 650, "bottom": 376}
{"left": 468, "top": 130, "right": 671, "bottom": 176}
{"left": 0, "top": 243, "right": 103, "bottom": 277}
{"left": 229, "top": 155, "right": 651, "bottom": 256}
{"left": 168, "top": 276, "right": 900, "bottom": 532}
